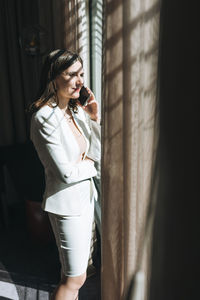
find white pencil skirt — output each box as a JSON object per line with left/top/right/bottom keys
{"left": 48, "top": 197, "right": 94, "bottom": 277}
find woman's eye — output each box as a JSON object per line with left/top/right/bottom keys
{"left": 62, "top": 72, "right": 70, "bottom": 76}
{"left": 63, "top": 72, "right": 84, "bottom": 77}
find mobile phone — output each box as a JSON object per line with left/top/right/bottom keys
{"left": 78, "top": 86, "right": 90, "bottom": 106}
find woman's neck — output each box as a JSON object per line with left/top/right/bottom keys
{"left": 57, "top": 93, "right": 70, "bottom": 111}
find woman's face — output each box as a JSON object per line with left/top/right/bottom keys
{"left": 55, "top": 60, "right": 84, "bottom": 100}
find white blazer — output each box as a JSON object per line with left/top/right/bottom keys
{"left": 30, "top": 103, "right": 101, "bottom": 216}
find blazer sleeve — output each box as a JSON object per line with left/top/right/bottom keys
{"left": 31, "top": 113, "right": 97, "bottom": 185}
{"left": 86, "top": 119, "right": 101, "bottom": 162}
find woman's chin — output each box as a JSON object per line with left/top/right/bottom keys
{"left": 71, "top": 90, "right": 80, "bottom": 98}
{"left": 71, "top": 95, "right": 79, "bottom": 100}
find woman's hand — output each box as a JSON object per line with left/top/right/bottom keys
{"left": 85, "top": 156, "right": 95, "bottom": 165}
{"left": 78, "top": 87, "right": 100, "bottom": 122}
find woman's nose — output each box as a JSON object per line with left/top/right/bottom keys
{"left": 77, "top": 75, "right": 83, "bottom": 85}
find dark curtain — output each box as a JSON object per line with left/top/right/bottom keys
{"left": 0, "top": 0, "right": 68, "bottom": 146}
{"left": 38, "top": 0, "right": 66, "bottom": 50}
{"left": 0, "top": 0, "right": 42, "bottom": 146}
{"left": 149, "top": 1, "right": 200, "bottom": 300}
{"left": 0, "top": 0, "right": 67, "bottom": 202}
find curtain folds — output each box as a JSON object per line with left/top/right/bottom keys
{"left": 101, "top": 0, "right": 160, "bottom": 299}
{"left": 0, "top": 0, "right": 40, "bottom": 145}
{"left": 148, "top": 2, "right": 200, "bottom": 300}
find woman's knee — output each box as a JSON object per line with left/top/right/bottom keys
{"left": 76, "top": 273, "right": 87, "bottom": 287}
{"left": 62, "top": 272, "right": 86, "bottom": 290}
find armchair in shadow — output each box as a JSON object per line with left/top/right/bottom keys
{"left": 0, "top": 140, "right": 53, "bottom": 244}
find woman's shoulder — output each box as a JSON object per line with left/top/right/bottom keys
{"left": 32, "top": 104, "right": 57, "bottom": 125}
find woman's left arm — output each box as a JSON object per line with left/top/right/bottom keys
{"left": 79, "top": 89, "right": 101, "bottom": 162}
{"left": 86, "top": 119, "right": 101, "bottom": 162}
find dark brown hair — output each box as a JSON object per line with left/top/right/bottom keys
{"left": 28, "top": 49, "right": 83, "bottom": 114}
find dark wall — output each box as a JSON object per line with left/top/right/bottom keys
{"left": 149, "top": 1, "right": 200, "bottom": 300}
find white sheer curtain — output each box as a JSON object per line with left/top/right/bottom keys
{"left": 101, "top": 0, "right": 160, "bottom": 299}
{"left": 39, "top": 0, "right": 90, "bottom": 86}
{"left": 63, "top": 0, "right": 90, "bottom": 86}
{"left": 89, "top": 0, "right": 103, "bottom": 234}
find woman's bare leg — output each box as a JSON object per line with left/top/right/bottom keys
{"left": 50, "top": 272, "right": 86, "bottom": 300}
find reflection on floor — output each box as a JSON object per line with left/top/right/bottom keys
{"left": 0, "top": 280, "right": 50, "bottom": 300}
{"left": 0, "top": 213, "right": 101, "bottom": 300}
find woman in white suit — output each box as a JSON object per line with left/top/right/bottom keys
{"left": 30, "top": 49, "right": 101, "bottom": 300}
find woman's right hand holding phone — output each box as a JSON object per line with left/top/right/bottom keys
{"left": 80, "top": 87, "right": 100, "bottom": 123}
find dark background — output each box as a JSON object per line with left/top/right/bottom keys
{"left": 149, "top": 1, "right": 200, "bottom": 300}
